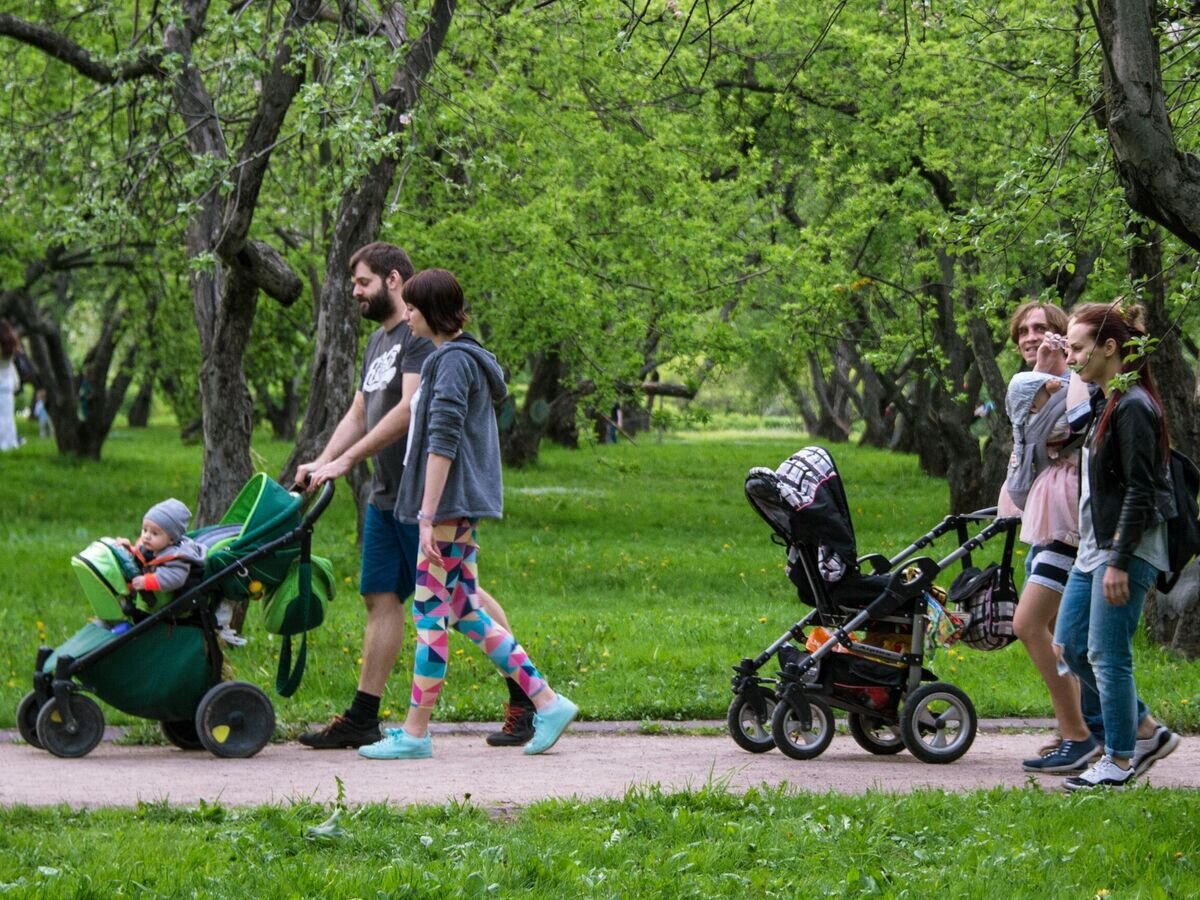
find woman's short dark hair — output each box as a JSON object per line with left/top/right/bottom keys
{"left": 348, "top": 242, "right": 415, "bottom": 283}
{"left": 402, "top": 269, "right": 469, "bottom": 336}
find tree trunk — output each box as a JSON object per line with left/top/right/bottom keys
{"left": 1127, "top": 221, "right": 1200, "bottom": 459}
{"left": 1092, "top": 0, "right": 1200, "bottom": 253}
{"left": 1144, "top": 565, "right": 1200, "bottom": 660}
{"left": 127, "top": 377, "right": 153, "bottom": 427}
{"left": 283, "top": 0, "right": 458, "bottom": 491}
{"left": 501, "top": 350, "right": 565, "bottom": 467}
{"left": 196, "top": 270, "right": 259, "bottom": 523}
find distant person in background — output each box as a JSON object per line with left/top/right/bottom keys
{"left": 0, "top": 320, "right": 22, "bottom": 451}
{"left": 33, "top": 389, "right": 51, "bottom": 438}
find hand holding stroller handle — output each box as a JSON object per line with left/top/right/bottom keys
{"left": 297, "top": 480, "right": 335, "bottom": 528}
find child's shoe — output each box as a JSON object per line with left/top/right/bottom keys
{"left": 523, "top": 695, "right": 578, "bottom": 756}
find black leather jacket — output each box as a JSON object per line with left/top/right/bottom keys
{"left": 1085, "top": 384, "right": 1175, "bottom": 571}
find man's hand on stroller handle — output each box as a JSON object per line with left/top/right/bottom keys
{"left": 300, "top": 456, "right": 352, "bottom": 490}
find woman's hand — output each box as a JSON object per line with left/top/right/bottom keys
{"left": 419, "top": 519, "right": 443, "bottom": 568}
{"left": 1103, "top": 566, "right": 1130, "bottom": 606}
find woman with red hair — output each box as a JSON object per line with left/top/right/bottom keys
{"left": 1055, "top": 302, "right": 1179, "bottom": 790}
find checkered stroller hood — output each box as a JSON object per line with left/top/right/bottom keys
{"left": 774, "top": 446, "right": 860, "bottom": 585}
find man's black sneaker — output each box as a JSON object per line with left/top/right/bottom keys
{"left": 298, "top": 714, "right": 381, "bottom": 749}
{"left": 486, "top": 703, "right": 535, "bottom": 747}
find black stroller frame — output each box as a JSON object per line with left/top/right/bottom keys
{"left": 728, "top": 449, "right": 1019, "bottom": 764}
{"left": 18, "top": 483, "right": 335, "bottom": 759}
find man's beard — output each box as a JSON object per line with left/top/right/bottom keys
{"left": 360, "top": 284, "right": 394, "bottom": 322}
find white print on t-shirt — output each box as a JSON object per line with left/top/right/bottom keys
{"left": 363, "top": 346, "right": 401, "bottom": 393}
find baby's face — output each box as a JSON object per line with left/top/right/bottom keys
{"left": 139, "top": 518, "right": 172, "bottom": 554}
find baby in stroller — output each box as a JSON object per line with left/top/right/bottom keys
{"left": 117, "top": 498, "right": 206, "bottom": 599}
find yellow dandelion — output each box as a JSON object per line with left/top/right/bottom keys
{"left": 36, "top": 620, "right": 45, "bottom": 631}
{"left": 580, "top": 666, "right": 589, "bottom": 673}
{"left": 758, "top": 616, "right": 768, "bottom": 624}
{"left": 722, "top": 543, "right": 730, "bottom": 550}
{"left": 356, "top": 657, "right": 363, "bottom": 665}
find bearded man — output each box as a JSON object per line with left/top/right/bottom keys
{"left": 295, "top": 243, "right": 535, "bottom": 749}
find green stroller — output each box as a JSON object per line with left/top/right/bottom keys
{"left": 16, "top": 475, "right": 335, "bottom": 759}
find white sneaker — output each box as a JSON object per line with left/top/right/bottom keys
{"left": 1132, "top": 726, "right": 1180, "bottom": 778}
{"left": 1063, "top": 755, "right": 1135, "bottom": 792}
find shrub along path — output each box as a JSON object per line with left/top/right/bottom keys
{"left": 3, "top": 720, "right": 1196, "bottom": 808}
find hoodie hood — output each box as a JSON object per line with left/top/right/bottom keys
{"left": 436, "top": 334, "right": 508, "bottom": 405}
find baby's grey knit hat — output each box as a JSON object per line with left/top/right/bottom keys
{"left": 145, "top": 498, "right": 191, "bottom": 542}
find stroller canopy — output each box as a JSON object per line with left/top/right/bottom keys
{"left": 775, "top": 447, "right": 859, "bottom": 584}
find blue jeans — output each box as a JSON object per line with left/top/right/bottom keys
{"left": 1053, "top": 557, "right": 1158, "bottom": 759}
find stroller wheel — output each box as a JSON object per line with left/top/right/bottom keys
{"left": 847, "top": 713, "right": 904, "bottom": 755}
{"left": 195, "top": 681, "right": 276, "bottom": 758}
{"left": 771, "top": 695, "right": 834, "bottom": 760}
{"left": 17, "top": 691, "right": 44, "bottom": 750}
{"left": 727, "top": 691, "right": 777, "bottom": 753}
{"left": 161, "top": 719, "right": 204, "bottom": 751}
{"left": 899, "top": 682, "right": 977, "bottom": 764}
{"left": 35, "top": 693, "right": 105, "bottom": 759}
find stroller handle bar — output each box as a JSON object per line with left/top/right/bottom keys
{"left": 296, "top": 480, "right": 336, "bottom": 530}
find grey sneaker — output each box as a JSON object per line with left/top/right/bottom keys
{"left": 1022, "top": 736, "right": 1100, "bottom": 774}
{"left": 1063, "top": 755, "right": 1135, "bottom": 792}
{"left": 1132, "top": 726, "right": 1180, "bottom": 778}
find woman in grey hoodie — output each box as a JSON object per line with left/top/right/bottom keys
{"left": 359, "top": 269, "right": 578, "bottom": 761}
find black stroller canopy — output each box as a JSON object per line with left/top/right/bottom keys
{"left": 774, "top": 446, "right": 858, "bottom": 584}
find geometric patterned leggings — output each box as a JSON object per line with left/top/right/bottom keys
{"left": 410, "top": 518, "right": 547, "bottom": 710}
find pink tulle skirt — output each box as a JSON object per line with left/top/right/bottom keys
{"left": 1019, "top": 457, "right": 1079, "bottom": 547}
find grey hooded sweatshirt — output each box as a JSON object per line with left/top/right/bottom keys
{"left": 395, "top": 335, "right": 509, "bottom": 523}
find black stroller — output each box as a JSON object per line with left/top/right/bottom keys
{"left": 727, "top": 447, "right": 1019, "bottom": 764}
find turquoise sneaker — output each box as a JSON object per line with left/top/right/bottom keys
{"left": 358, "top": 728, "right": 432, "bottom": 760}
{"left": 523, "top": 695, "right": 578, "bottom": 755}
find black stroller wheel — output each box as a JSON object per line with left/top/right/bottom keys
{"left": 847, "top": 713, "right": 904, "bottom": 755}
{"left": 771, "top": 695, "right": 834, "bottom": 760}
{"left": 17, "top": 691, "right": 44, "bottom": 749}
{"left": 195, "top": 681, "right": 275, "bottom": 758}
{"left": 35, "top": 694, "right": 105, "bottom": 759}
{"left": 17, "top": 696, "right": 45, "bottom": 748}
{"left": 899, "top": 682, "right": 977, "bottom": 764}
{"left": 161, "top": 719, "right": 204, "bottom": 751}
{"left": 727, "top": 691, "right": 777, "bottom": 753}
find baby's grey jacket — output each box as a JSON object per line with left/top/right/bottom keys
{"left": 395, "top": 336, "right": 508, "bottom": 523}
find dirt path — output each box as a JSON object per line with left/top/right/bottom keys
{"left": 3, "top": 722, "right": 1196, "bottom": 808}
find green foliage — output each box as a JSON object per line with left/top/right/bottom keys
{"left": 0, "top": 787, "right": 1198, "bottom": 895}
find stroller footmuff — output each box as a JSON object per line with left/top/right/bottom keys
{"left": 728, "top": 446, "right": 1018, "bottom": 765}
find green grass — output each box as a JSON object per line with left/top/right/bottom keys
{"left": 0, "top": 786, "right": 1197, "bottom": 896}
{"left": 2, "top": 423, "right": 1199, "bottom": 732}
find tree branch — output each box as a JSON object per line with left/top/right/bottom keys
{"left": 0, "top": 13, "right": 164, "bottom": 83}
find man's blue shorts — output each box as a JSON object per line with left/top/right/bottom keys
{"left": 360, "top": 503, "right": 418, "bottom": 599}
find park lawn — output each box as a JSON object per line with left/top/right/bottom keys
{"left": 1, "top": 424, "right": 1199, "bottom": 732}
{"left": 0, "top": 786, "right": 1198, "bottom": 896}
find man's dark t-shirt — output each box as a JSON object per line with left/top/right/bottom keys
{"left": 360, "top": 322, "right": 433, "bottom": 509}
